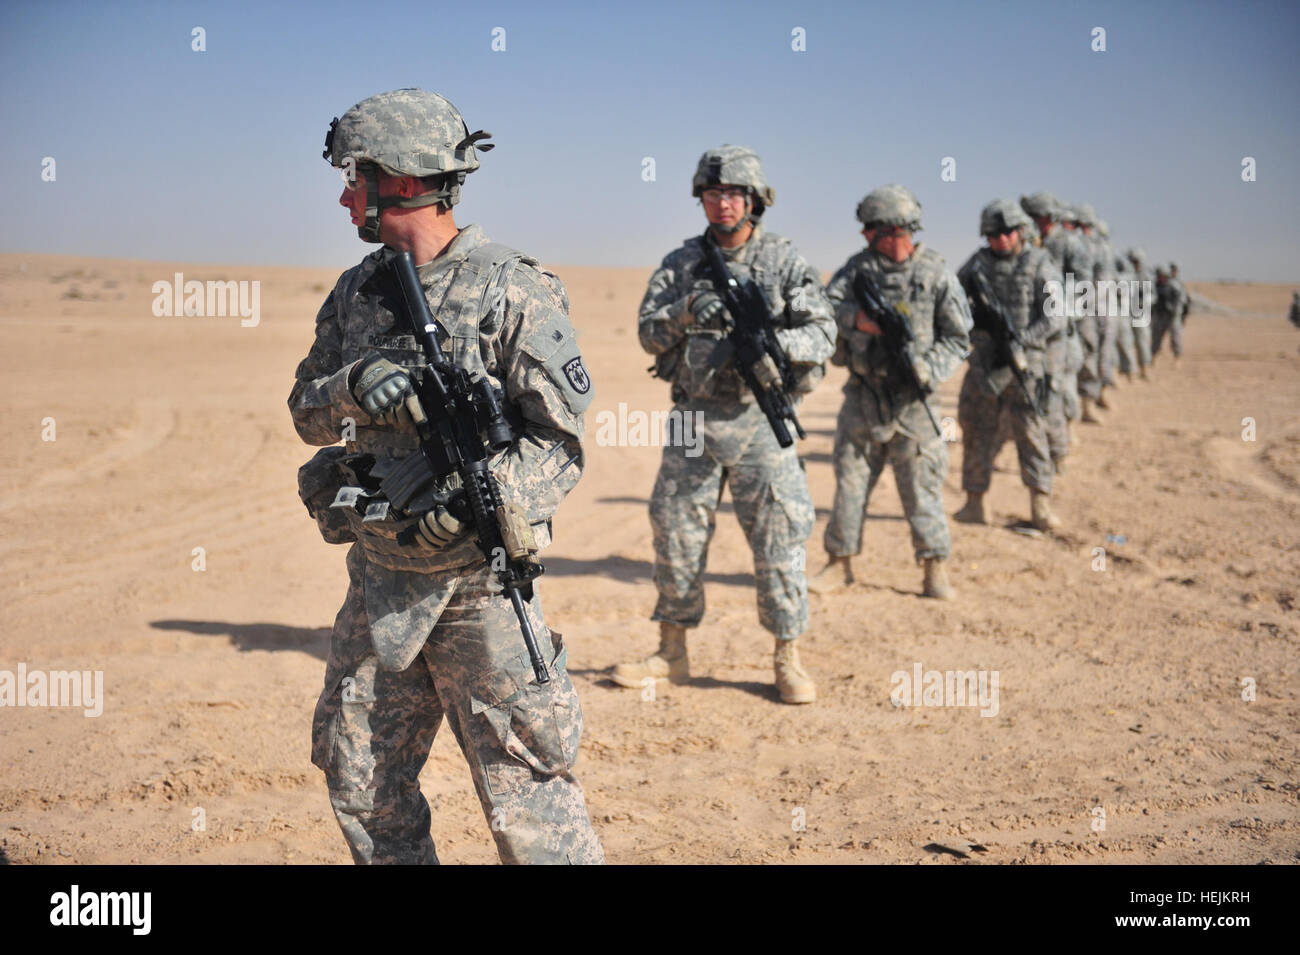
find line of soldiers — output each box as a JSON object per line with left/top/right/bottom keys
{"left": 293, "top": 89, "right": 1194, "bottom": 864}
{"left": 611, "top": 148, "right": 1190, "bottom": 709}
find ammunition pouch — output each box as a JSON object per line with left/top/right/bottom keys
{"left": 297, "top": 446, "right": 357, "bottom": 545}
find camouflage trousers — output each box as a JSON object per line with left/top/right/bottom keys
{"left": 823, "top": 388, "right": 951, "bottom": 562}
{"left": 1044, "top": 383, "right": 1070, "bottom": 464}
{"left": 958, "top": 366, "right": 1054, "bottom": 495}
{"left": 1133, "top": 315, "right": 1153, "bottom": 370}
{"left": 1152, "top": 312, "right": 1184, "bottom": 358}
{"left": 311, "top": 550, "right": 605, "bottom": 865}
{"left": 649, "top": 414, "right": 814, "bottom": 640}
{"left": 1076, "top": 314, "right": 1103, "bottom": 400}
{"left": 1107, "top": 313, "right": 1136, "bottom": 379}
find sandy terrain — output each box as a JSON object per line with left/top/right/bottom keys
{"left": 0, "top": 252, "right": 1296, "bottom": 865}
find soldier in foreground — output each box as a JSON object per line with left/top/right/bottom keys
{"left": 954, "top": 200, "right": 1065, "bottom": 533}
{"left": 809, "top": 185, "right": 971, "bottom": 599}
{"left": 291, "top": 89, "right": 603, "bottom": 864}
{"left": 611, "top": 146, "right": 835, "bottom": 704}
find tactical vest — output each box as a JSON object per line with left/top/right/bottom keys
{"left": 321, "top": 240, "right": 543, "bottom": 573}
{"left": 845, "top": 246, "right": 946, "bottom": 385}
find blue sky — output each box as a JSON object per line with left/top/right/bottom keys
{"left": 2, "top": 0, "right": 1297, "bottom": 279}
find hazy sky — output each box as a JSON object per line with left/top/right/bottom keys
{"left": 3, "top": 0, "right": 1298, "bottom": 280}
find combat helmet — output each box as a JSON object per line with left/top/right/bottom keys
{"left": 979, "top": 199, "right": 1031, "bottom": 237}
{"left": 1019, "top": 191, "right": 1061, "bottom": 222}
{"left": 323, "top": 88, "right": 494, "bottom": 242}
{"left": 1074, "top": 203, "right": 1099, "bottom": 229}
{"left": 692, "top": 145, "right": 774, "bottom": 232}
{"left": 856, "top": 184, "right": 923, "bottom": 232}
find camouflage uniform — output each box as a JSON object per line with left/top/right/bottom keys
{"left": 823, "top": 245, "right": 971, "bottom": 561}
{"left": 1036, "top": 201, "right": 1093, "bottom": 456}
{"left": 294, "top": 90, "right": 603, "bottom": 865}
{"left": 640, "top": 223, "right": 834, "bottom": 638}
{"left": 1152, "top": 267, "right": 1188, "bottom": 358}
{"left": 957, "top": 214, "right": 1065, "bottom": 498}
{"left": 1127, "top": 249, "right": 1155, "bottom": 373}
{"left": 1109, "top": 252, "right": 1137, "bottom": 379}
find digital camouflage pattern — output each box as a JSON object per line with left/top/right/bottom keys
{"left": 1152, "top": 270, "right": 1188, "bottom": 358}
{"left": 691, "top": 144, "right": 775, "bottom": 212}
{"left": 1127, "top": 251, "right": 1155, "bottom": 371}
{"left": 856, "top": 184, "right": 924, "bottom": 231}
{"left": 310, "top": 548, "right": 603, "bottom": 864}
{"left": 957, "top": 244, "right": 1064, "bottom": 495}
{"left": 290, "top": 223, "right": 604, "bottom": 864}
{"left": 1107, "top": 252, "right": 1137, "bottom": 379}
{"left": 1040, "top": 223, "right": 1093, "bottom": 451}
{"left": 325, "top": 88, "right": 487, "bottom": 180}
{"left": 639, "top": 225, "right": 835, "bottom": 639}
{"left": 822, "top": 244, "right": 972, "bottom": 560}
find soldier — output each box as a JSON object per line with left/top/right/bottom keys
{"left": 1290, "top": 291, "right": 1300, "bottom": 329}
{"left": 610, "top": 146, "right": 835, "bottom": 704}
{"left": 1151, "top": 264, "right": 1188, "bottom": 367}
{"left": 1170, "top": 262, "right": 1192, "bottom": 326}
{"left": 1126, "top": 247, "right": 1155, "bottom": 380}
{"left": 1021, "top": 192, "right": 1093, "bottom": 457}
{"left": 292, "top": 89, "right": 604, "bottom": 864}
{"left": 808, "top": 185, "right": 971, "bottom": 599}
{"left": 953, "top": 200, "right": 1065, "bottom": 533}
{"left": 1109, "top": 247, "right": 1139, "bottom": 384}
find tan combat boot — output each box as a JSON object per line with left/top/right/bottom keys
{"left": 954, "top": 492, "right": 986, "bottom": 524}
{"left": 808, "top": 555, "right": 853, "bottom": 594}
{"left": 610, "top": 622, "right": 689, "bottom": 688}
{"left": 1067, "top": 419, "right": 1081, "bottom": 446}
{"left": 922, "top": 558, "right": 955, "bottom": 600}
{"left": 1030, "top": 490, "right": 1062, "bottom": 531}
{"left": 1081, "top": 396, "right": 1104, "bottom": 424}
{"left": 774, "top": 638, "right": 816, "bottom": 704}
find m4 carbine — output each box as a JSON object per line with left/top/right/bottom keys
{"left": 700, "top": 236, "right": 807, "bottom": 448}
{"left": 964, "top": 269, "right": 1047, "bottom": 418}
{"left": 379, "top": 249, "right": 551, "bottom": 685}
{"left": 848, "top": 271, "right": 942, "bottom": 436}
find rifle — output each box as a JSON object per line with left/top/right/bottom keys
{"left": 378, "top": 249, "right": 551, "bottom": 685}
{"left": 700, "top": 236, "right": 807, "bottom": 448}
{"left": 848, "top": 271, "right": 941, "bottom": 436}
{"left": 964, "top": 268, "right": 1047, "bottom": 417}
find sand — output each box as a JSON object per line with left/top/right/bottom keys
{"left": 1, "top": 252, "right": 1296, "bottom": 864}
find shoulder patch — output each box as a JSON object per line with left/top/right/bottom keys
{"left": 562, "top": 356, "right": 591, "bottom": 394}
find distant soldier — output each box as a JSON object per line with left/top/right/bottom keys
{"left": 1126, "top": 247, "right": 1155, "bottom": 380}
{"left": 954, "top": 200, "right": 1066, "bottom": 532}
{"left": 1109, "top": 247, "right": 1139, "bottom": 385}
{"left": 1151, "top": 264, "right": 1188, "bottom": 367}
{"left": 809, "top": 185, "right": 972, "bottom": 599}
{"left": 1290, "top": 291, "right": 1300, "bottom": 329}
{"left": 611, "top": 146, "right": 835, "bottom": 704}
{"left": 1021, "top": 192, "right": 1093, "bottom": 458}
{"left": 1170, "top": 262, "right": 1192, "bottom": 326}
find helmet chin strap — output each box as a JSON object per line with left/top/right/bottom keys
{"left": 708, "top": 195, "right": 754, "bottom": 236}
{"left": 354, "top": 164, "right": 464, "bottom": 243}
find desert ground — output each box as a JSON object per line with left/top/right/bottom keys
{"left": 1, "top": 251, "right": 1296, "bottom": 864}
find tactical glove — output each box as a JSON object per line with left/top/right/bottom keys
{"left": 686, "top": 290, "right": 728, "bottom": 329}
{"left": 414, "top": 503, "right": 468, "bottom": 550}
{"left": 352, "top": 353, "right": 413, "bottom": 422}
